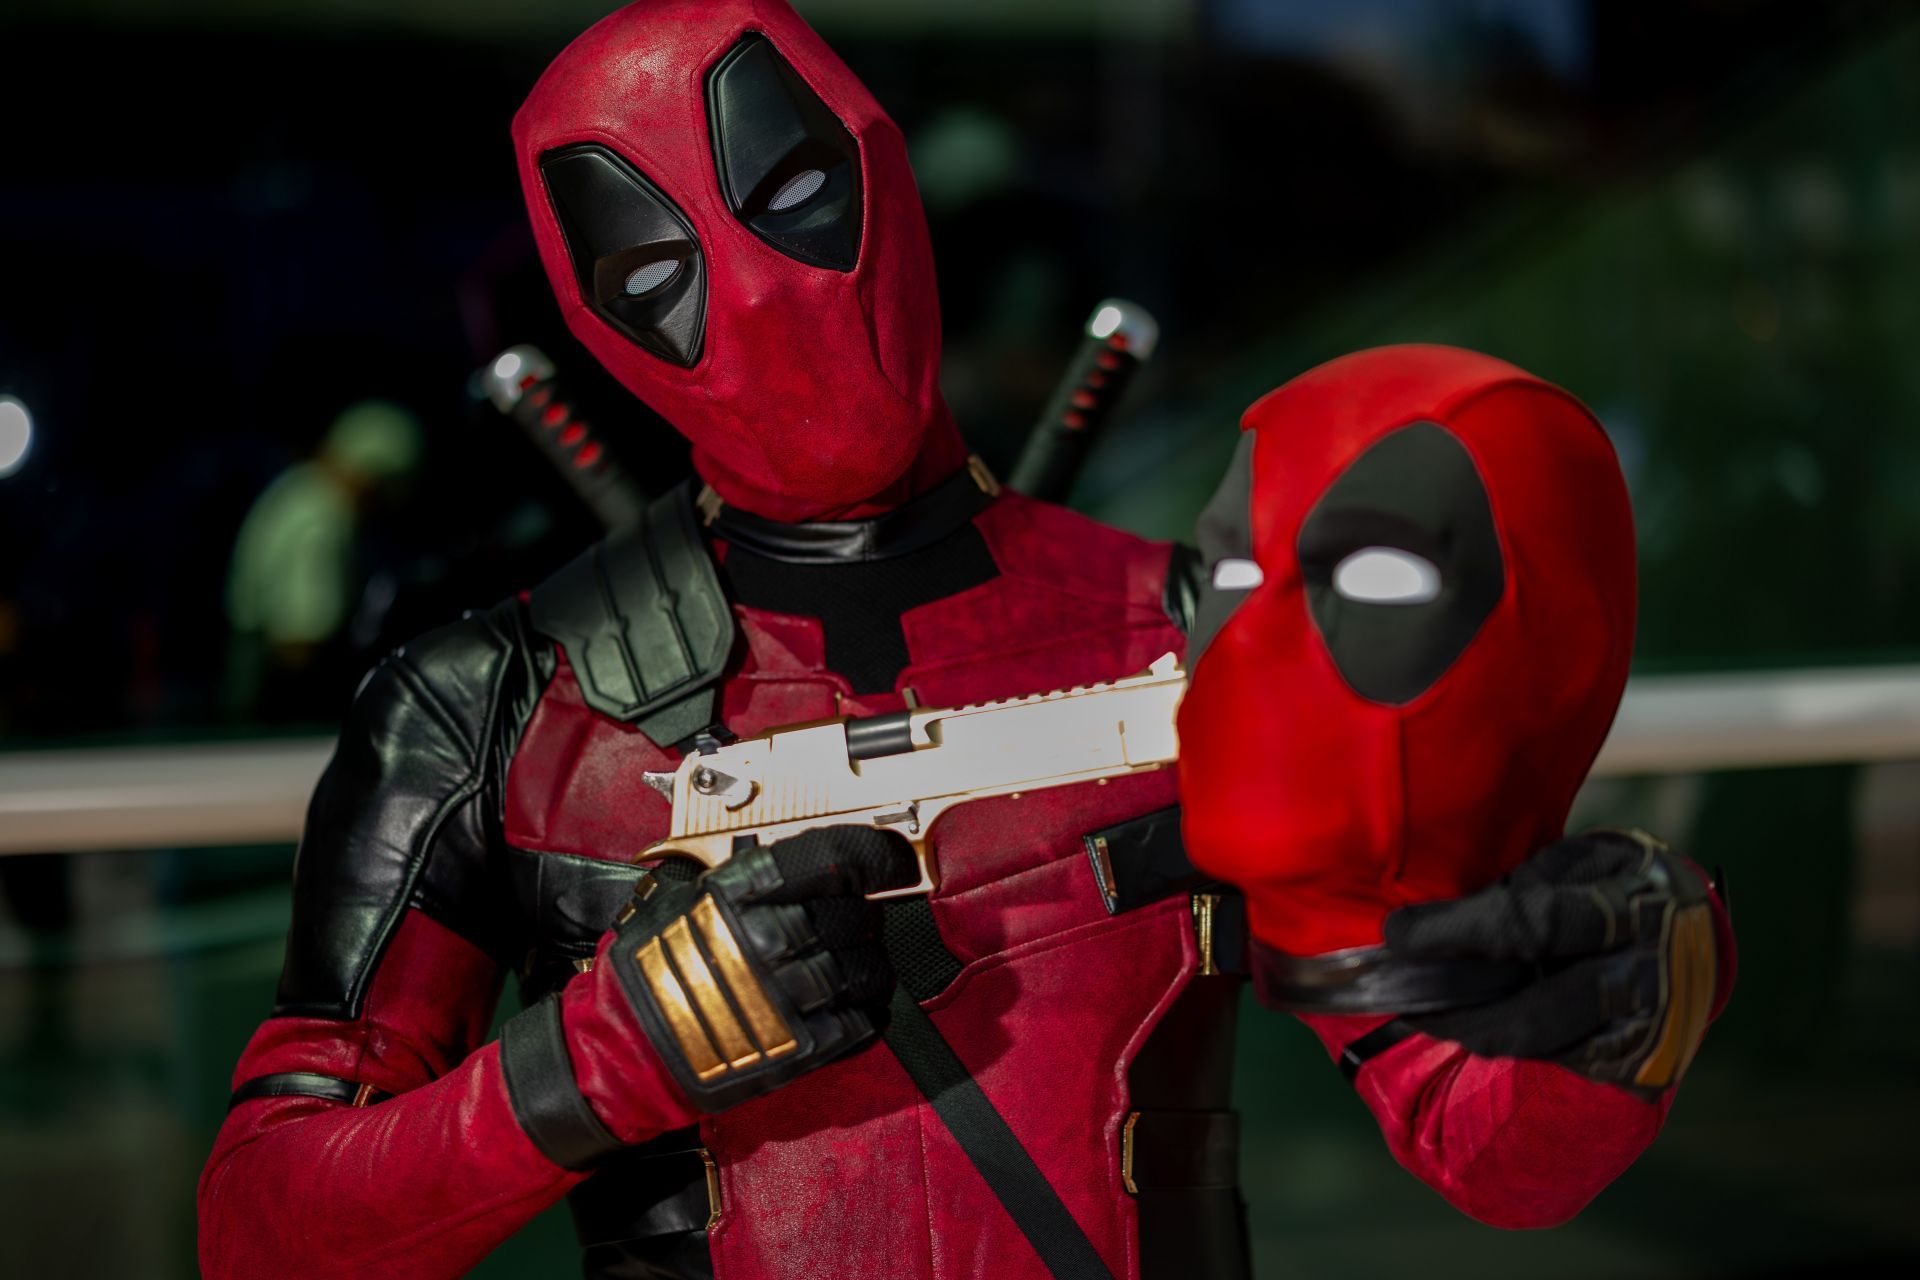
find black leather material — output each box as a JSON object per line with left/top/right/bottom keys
{"left": 606, "top": 834, "right": 901, "bottom": 1112}
{"left": 540, "top": 144, "right": 707, "bottom": 368}
{"left": 1084, "top": 805, "right": 1214, "bottom": 916}
{"left": 707, "top": 465, "right": 995, "bottom": 564}
{"left": 1128, "top": 974, "right": 1240, "bottom": 1113}
{"left": 508, "top": 848, "right": 654, "bottom": 1004}
{"left": 570, "top": 1130, "right": 713, "bottom": 1248}
{"left": 1338, "top": 1019, "right": 1417, "bottom": 1083}
{"left": 1126, "top": 955, "right": 1250, "bottom": 1280}
{"left": 499, "top": 996, "right": 625, "bottom": 1171}
{"left": 1251, "top": 939, "right": 1533, "bottom": 1014}
{"left": 1297, "top": 421, "right": 1504, "bottom": 705}
{"left": 1133, "top": 1110, "right": 1250, "bottom": 1280}
{"left": 274, "top": 599, "right": 551, "bottom": 1019}
{"left": 1187, "top": 431, "right": 1257, "bottom": 667}
{"left": 719, "top": 518, "right": 999, "bottom": 694}
{"left": 229, "top": 1072, "right": 389, "bottom": 1110}
{"left": 582, "top": 1228, "right": 715, "bottom": 1280}
{"left": 1130, "top": 1108, "right": 1238, "bottom": 1189}
{"left": 706, "top": 33, "right": 862, "bottom": 272}
{"left": 1161, "top": 542, "right": 1203, "bottom": 638}
{"left": 1387, "top": 830, "right": 1721, "bottom": 1098}
{"left": 529, "top": 482, "right": 734, "bottom": 745}
{"left": 1081, "top": 805, "right": 1248, "bottom": 974}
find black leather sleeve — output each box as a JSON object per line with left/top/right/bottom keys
{"left": 273, "top": 598, "right": 555, "bottom": 1020}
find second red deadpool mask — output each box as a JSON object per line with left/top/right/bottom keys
{"left": 1178, "top": 345, "right": 1638, "bottom": 960}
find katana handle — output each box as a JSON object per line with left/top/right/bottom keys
{"left": 480, "top": 344, "right": 646, "bottom": 533}
{"left": 1008, "top": 299, "right": 1159, "bottom": 503}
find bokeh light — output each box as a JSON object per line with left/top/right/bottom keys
{"left": 0, "top": 396, "right": 32, "bottom": 477}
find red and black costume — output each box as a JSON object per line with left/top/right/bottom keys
{"left": 199, "top": 4, "right": 1732, "bottom": 1278}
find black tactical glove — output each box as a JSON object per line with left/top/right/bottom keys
{"left": 1383, "top": 829, "right": 1727, "bottom": 1099}
{"left": 608, "top": 825, "right": 917, "bottom": 1111}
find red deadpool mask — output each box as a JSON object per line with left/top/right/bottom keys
{"left": 1178, "top": 345, "right": 1637, "bottom": 957}
{"left": 513, "top": 0, "right": 964, "bottom": 521}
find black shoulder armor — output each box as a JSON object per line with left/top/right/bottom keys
{"left": 528, "top": 481, "right": 734, "bottom": 745}
{"left": 274, "top": 598, "right": 552, "bottom": 1019}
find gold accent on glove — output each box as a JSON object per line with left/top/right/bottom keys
{"left": 662, "top": 918, "right": 763, "bottom": 1069}
{"left": 691, "top": 896, "right": 798, "bottom": 1058}
{"left": 634, "top": 894, "right": 800, "bottom": 1083}
{"left": 1633, "top": 901, "right": 1717, "bottom": 1090}
{"left": 635, "top": 936, "right": 727, "bottom": 1081}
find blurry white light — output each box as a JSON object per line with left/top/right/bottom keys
{"left": 0, "top": 397, "right": 31, "bottom": 478}
{"left": 491, "top": 351, "right": 524, "bottom": 382}
{"left": 1333, "top": 547, "right": 1441, "bottom": 604}
{"left": 1211, "top": 557, "right": 1264, "bottom": 590}
{"left": 1088, "top": 304, "right": 1124, "bottom": 339}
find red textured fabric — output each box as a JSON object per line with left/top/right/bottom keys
{"left": 198, "top": 911, "right": 699, "bottom": 1279}
{"left": 200, "top": 912, "right": 573, "bottom": 1279}
{"left": 696, "top": 497, "right": 1192, "bottom": 1278}
{"left": 504, "top": 650, "right": 677, "bottom": 858}
{"left": 1179, "top": 345, "right": 1638, "bottom": 955}
{"left": 560, "top": 927, "right": 704, "bottom": 1144}
{"left": 709, "top": 901, "right": 1192, "bottom": 1279}
{"left": 511, "top": 0, "right": 967, "bottom": 521}
{"left": 1295, "top": 1013, "right": 1673, "bottom": 1229}
{"left": 1286, "top": 873, "right": 1733, "bottom": 1231}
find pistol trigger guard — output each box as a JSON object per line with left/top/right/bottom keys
{"left": 866, "top": 839, "right": 938, "bottom": 902}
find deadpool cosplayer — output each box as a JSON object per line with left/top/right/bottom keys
{"left": 197, "top": 4, "right": 1734, "bottom": 1278}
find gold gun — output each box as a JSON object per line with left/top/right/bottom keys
{"left": 638, "top": 653, "right": 1186, "bottom": 898}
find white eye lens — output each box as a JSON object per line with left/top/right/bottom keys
{"left": 1211, "top": 557, "right": 1264, "bottom": 590}
{"left": 1332, "top": 547, "right": 1441, "bottom": 604}
{"left": 767, "top": 168, "right": 827, "bottom": 212}
{"left": 624, "top": 260, "right": 679, "bottom": 296}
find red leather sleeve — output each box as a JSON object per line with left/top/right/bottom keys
{"left": 1294, "top": 1012, "right": 1672, "bottom": 1229}
{"left": 198, "top": 910, "right": 573, "bottom": 1279}
{"left": 1292, "top": 883, "right": 1735, "bottom": 1231}
{"left": 197, "top": 910, "right": 695, "bottom": 1279}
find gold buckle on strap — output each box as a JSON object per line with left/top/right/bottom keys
{"left": 699, "top": 1148, "right": 723, "bottom": 1229}
{"left": 1120, "top": 1111, "right": 1141, "bottom": 1195}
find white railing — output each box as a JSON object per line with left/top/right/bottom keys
{"left": 3, "top": 664, "right": 1919, "bottom": 855}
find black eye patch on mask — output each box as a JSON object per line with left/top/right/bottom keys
{"left": 1297, "top": 422, "right": 1504, "bottom": 705}
{"left": 706, "top": 33, "right": 862, "bottom": 271}
{"left": 540, "top": 144, "right": 707, "bottom": 368}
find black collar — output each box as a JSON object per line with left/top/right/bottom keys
{"left": 705, "top": 460, "right": 1000, "bottom": 564}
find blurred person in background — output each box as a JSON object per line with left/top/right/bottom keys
{"left": 223, "top": 399, "right": 424, "bottom": 723}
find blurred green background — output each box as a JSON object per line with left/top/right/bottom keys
{"left": 2, "top": 1, "right": 1917, "bottom": 1276}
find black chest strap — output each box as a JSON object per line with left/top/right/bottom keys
{"left": 883, "top": 988, "right": 1118, "bottom": 1280}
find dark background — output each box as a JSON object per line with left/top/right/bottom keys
{"left": 1, "top": 1, "right": 1917, "bottom": 1276}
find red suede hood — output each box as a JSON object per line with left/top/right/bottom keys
{"left": 513, "top": 0, "right": 965, "bottom": 521}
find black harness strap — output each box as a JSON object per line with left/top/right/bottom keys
{"left": 1338, "top": 1018, "right": 1417, "bottom": 1084}
{"left": 884, "top": 987, "right": 1117, "bottom": 1280}
{"left": 229, "top": 1072, "right": 390, "bottom": 1110}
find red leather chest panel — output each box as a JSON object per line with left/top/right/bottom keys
{"left": 505, "top": 494, "right": 1198, "bottom": 1279}
{"left": 711, "top": 900, "right": 1193, "bottom": 1280}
